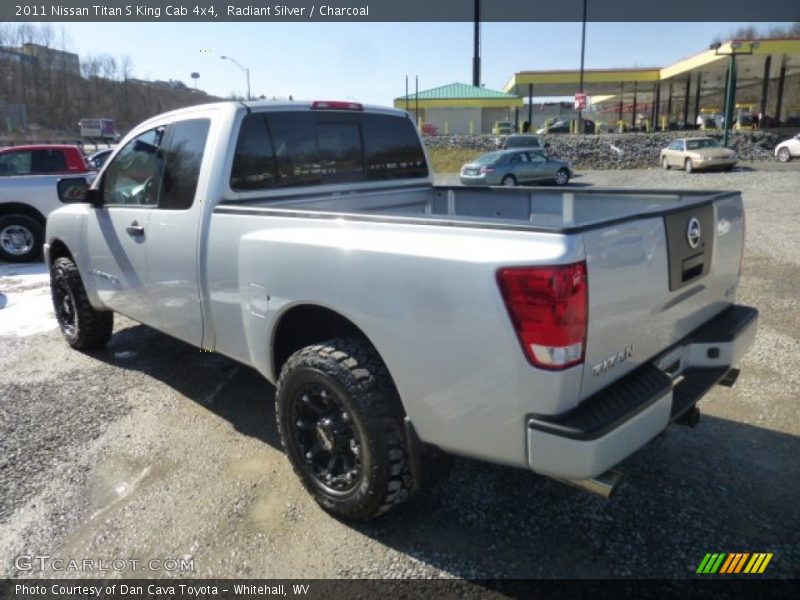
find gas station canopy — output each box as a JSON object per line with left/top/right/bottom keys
{"left": 502, "top": 38, "right": 800, "bottom": 124}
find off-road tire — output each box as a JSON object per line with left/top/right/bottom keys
{"left": 275, "top": 338, "right": 413, "bottom": 521}
{"left": 0, "top": 214, "right": 43, "bottom": 262}
{"left": 50, "top": 257, "right": 113, "bottom": 349}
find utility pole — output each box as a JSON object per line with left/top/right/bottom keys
{"left": 577, "top": 0, "right": 588, "bottom": 130}
{"left": 415, "top": 75, "right": 419, "bottom": 127}
{"left": 472, "top": 0, "right": 480, "bottom": 87}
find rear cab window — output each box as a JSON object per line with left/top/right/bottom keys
{"left": 231, "top": 110, "right": 428, "bottom": 192}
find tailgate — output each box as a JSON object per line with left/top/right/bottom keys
{"left": 579, "top": 194, "right": 744, "bottom": 400}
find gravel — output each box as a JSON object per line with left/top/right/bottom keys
{"left": 425, "top": 129, "right": 800, "bottom": 169}
{"left": 1, "top": 165, "right": 798, "bottom": 579}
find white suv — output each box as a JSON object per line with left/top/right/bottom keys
{"left": 775, "top": 133, "right": 800, "bottom": 162}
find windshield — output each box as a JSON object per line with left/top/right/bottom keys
{"left": 686, "top": 138, "right": 720, "bottom": 150}
{"left": 473, "top": 151, "right": 504, "bottom": 165}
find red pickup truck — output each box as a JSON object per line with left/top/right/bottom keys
{"left": 0, "top": 144, "right": 89, "bottom": 176}
{"left": 0, "top": 144, "right": 91, "bottom": 261}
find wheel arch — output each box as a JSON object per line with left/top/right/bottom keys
{"left": 0, "top": 203, "right": 46, "bottom": 225}
{"left": 270, "top": 304, "right": 398, "bottom": 400}
{"left": 47, "top": 237, "right": 75, "bottom": 265}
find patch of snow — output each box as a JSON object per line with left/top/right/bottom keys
{"left": 0, "top": 262, "right": 58, "bottom": 337}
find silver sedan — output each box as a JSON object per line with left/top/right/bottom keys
{"left": 460, "top": 149, "right": 571, "bottom": 186}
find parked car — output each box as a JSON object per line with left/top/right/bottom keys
{"left": 775, "top": 133, "right": 800, "bottom": 163}
{"left": 460, "top": 148, "right": 571, "bottom": 186}
{"left": 537, "top": 119, "right": 595, "bottom": 134}
{"left": 492, "top": 120, "right": 514, "bottom": 135}
{"left": 496, "top": 134, "right": 543, "bottom": 150}
{"left": 660, "top": 137, "right": 737, "bottom": 172}
{"left": 48, "top": 100, "right": 757, "bottom": 520}
{"left": 86, "top": 148, "right": 115, "bottom": 170}
{"left": 420, "top": 123, "right": 438, "bottom": 136}
{"left": 0, "top": 144, "right": 91, "bottom": 262}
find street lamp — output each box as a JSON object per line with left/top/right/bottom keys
{"left": 710, "top": 40, "right": 759, "bottom": 147}
{"left": 220, "top": 55, "right": 251, "bottom": 101}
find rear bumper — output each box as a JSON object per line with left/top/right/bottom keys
{"left": 526, "top": 304, "right": 758, "bottom": 480}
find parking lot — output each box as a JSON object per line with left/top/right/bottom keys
{"left": 0, "top": 165, "right": 798, "bottom": 579}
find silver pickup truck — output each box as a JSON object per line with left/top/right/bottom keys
{"left": 46, "top": 101, "right": 758, "bottom": 520}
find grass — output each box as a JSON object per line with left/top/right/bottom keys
{"left": 426, "top": 147, "right": 487, "bottom": 174}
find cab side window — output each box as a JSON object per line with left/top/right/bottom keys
{"left": 0, "top": 151, "right": 32, "bottom": 175}
{"left": 159, "top": 119, "right": 210, "bottom": 210}
{"left": 31, "top": 149, "right": 67, "bottom": 173}
{"left": 102, "top": 127, "right": 165, "bottom": 206}
{"left": 101, "top": 119, "right": 209, "bottom": 209}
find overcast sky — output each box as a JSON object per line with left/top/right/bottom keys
{"left": 36, "top": 21, "right": 792, "bottom": 104}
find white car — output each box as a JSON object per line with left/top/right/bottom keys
{"left": 775, "top": 133, "right": 800, "bottom": 162}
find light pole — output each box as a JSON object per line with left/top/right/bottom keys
{"left": 220, "top": 55, "right": 251, "bottom": 101}
{"left": 710, "top": 40, "right": 759, "bottom": 147}
{"left": 576, "top": 0, "right": 588, "bottom": 133}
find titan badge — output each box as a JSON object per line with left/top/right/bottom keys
{"left": 592, "top": 345, "right": 634, "bottom": 377}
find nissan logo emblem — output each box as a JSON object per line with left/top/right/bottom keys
{"left": 687, "top": 217, "right": 702, "bottom": 249}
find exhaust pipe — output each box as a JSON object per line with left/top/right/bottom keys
{"left": 561, "top": 468, "right": 624, "bottom": 499}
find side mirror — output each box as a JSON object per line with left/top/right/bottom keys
{"left": 57, "top": 177, "right": 88, "bottom": 203}
{"left": 57, "top": 177, "right": 103, "bottom": 207}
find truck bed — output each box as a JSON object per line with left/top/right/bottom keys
{"left": 218, "top": 185, "right": 737, "bottom": 233}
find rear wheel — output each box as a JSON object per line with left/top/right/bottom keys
{"left": 50, "top": 257, "right": 113, "bottom": 349}
{"left": 685, "top": 158, "right": 694, "bottom": 173}
{"left": 501, "top": 174, "right": 517, "bottom": 186}
{"left": 777, "top": 148, "right": 792, "bottom": 163}
{"left": 0, "top": 214, "right": 43, "bottom": 262}
{"left": 553, "top": 168, "right": 570, "bottom": 186}
{"left": 275, "top": 338, "right": 412, "bottom": 521}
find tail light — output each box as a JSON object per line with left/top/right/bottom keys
{"left": 480, "top": 166, "right": 495, "bottom": 174}
{"left": 497, "top": 262, "right": 588, "bottom": 370}
{"left": 311, "top": 100, "right": 363, "bottom": 111}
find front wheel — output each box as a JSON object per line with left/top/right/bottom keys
{"left": 662, "top": 157, "right": 670, "bottom": 170}
{"left": 275, "top": 338, "right": 412, "bottom": 521}
{"left": 553, "top": 168, "right": 570, "bottom": 186}
{"left": 0, "top": 214, "right": 43, "bottom": 262}
{"left": 501, "top": 174, "right": 517, "bottom": 186}
{"left": 685, "top": 159, "right": 694, "bottom": 173}
{"left": 777, "top": 148, "right": 792, "bottom": 163}
{"left": 50, "top": 257, "right": 113, "bottom": 349}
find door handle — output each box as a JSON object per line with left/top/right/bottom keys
{"left": 126, "top": 221, "right": 145, "bottom": 236}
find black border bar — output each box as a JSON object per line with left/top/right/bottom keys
{"left": 4, "top": 0, "right": 800, "bottom": 22}
{"left": 2, "top": 579, "right": 799, "bottom": 600}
